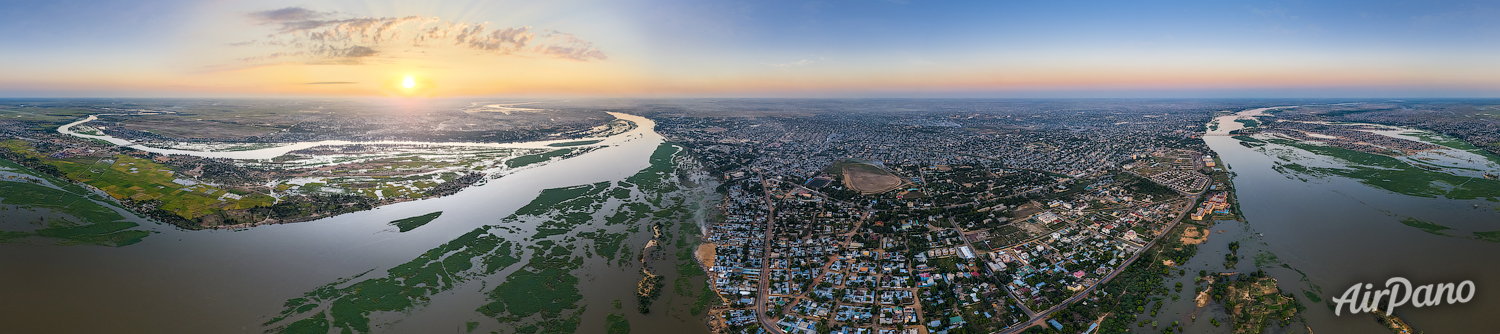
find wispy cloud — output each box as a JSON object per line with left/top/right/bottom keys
{"left": 301, "top": 81, "right": 357, "bottom": 85}
{"left": 227, "top": 7, "right": 608, "bottom": 67}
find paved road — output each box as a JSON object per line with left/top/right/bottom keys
{"left": 949, "top": 219, "right": 1039, "bottom": 320}
{"left": 998, "top": 192, "right": 1201, "bottom": 334}
{"left": 755, "top": 174, "right": 787, "bottom": 334}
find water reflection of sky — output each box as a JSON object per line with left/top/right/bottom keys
{"left": 1364, "top": 128, "right": 1500, "bottom": 178}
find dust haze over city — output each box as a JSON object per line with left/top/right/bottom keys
{"left": 2, "top": 1, "right": 1499, "bottom": 334}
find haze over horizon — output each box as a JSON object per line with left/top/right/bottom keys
{"left": 3, "top": 0, "right": 1499, "bottom": 98}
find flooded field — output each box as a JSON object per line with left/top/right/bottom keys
{"left": 0, "top": 113, "right": 718, "bottom": 333}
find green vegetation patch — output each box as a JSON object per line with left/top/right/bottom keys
{"left": 506, "top": 149, "right": 575, "bottom": 169}
{"left": 279, "top": 312, "right": 330, "bottom": 334}
{"left": 0, "top": 142, "right": 275, "bottom": 220}
{"left": 1232, "top": 135, "right": 1264, "bottom": 143}
{"left": 0, "top": 180, "right": 124, "bottom": 223}
{"left": 265, "top": 227, "right": 520, "bottom": 334}
{"left": 1472, "top": 231, "right": 1500, "bottom": 243}
{"left": 689, "top": 282, "right": 723, "bottom": 316}
{"left": 477, "top": 243, "right": 584, "bottom": 323}
{"left": 1404, "top": 130, "right": 1500, "bottom": 165}
{"left": 605, "top": 313, "right": 631, "bottom": 334}
{"left": 1267, "top": 138, "right": 1500, "bottom": 199}
{"left": 548, "top": 140, "right": 603, "bottom": 147}
{"left": 587, "top": 230, "right": 629, "bottom": 261}
{"left": 513, "top": 182, "right": 609, "bottom": 217}
{"left": 0, "top": 167, "right": 150, "bottom": 246}
{"left": 0, "top": 107, "right": 96, "bottom": 128}
{"left": 625, "top": 144, "right": 682, "bottom": 191}
{"left": 389, "top": 211, "right": 442, "bottom": 232}
{"left": 1253, "top": 251, "right": 1281, "bottom": 267}
{"left": 268, "top": 142, "right": 697, "bottom": 334}
{"left": 1234, "top": 118, "right": 1261, "bottom": 128}
{"left": 1398, "top": 218, "right": 1452, "bottom": 236}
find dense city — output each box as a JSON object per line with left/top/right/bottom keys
{"left": 647, "top": 101, "right": 1292, "bottom": 334}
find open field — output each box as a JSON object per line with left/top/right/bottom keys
{"left": 1, "top": 140, "right": 276, "bottom": 220}
{"left": 832, "top": 160, "right": 903, "bottom": 194}
{"left": 0, "top": 158, "right": 152, "bottom": 246}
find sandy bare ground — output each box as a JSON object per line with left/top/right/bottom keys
{"left": 842, "top": 164, "right": 903, "bottom": 194}
{"left": 1180, "top": 226, "right": 1207, "bottom": 245}
{"left": 696, "top": 243, "right": 717, "bottom": 269}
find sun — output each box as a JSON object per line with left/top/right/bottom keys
{"left": 401, "top": 75, "right": 416, "bottom": 89}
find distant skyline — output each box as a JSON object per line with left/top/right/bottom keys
{"left": 2, "top": 0, "right": 1499, "bottom": 98}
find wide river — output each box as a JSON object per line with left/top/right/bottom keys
{"left": 1201, "top": 109, "right": 1500, "bottom": 333}
{"left": 56, "top": 114, "right": 617, "bottom": 159}
{"left": 0, "top": 113, "right": 675, "bottom": 333}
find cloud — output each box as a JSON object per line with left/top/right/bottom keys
{"left": 251, "top": 7, "right": 330, "bottom": 22}
{"left": 335, "top": 46, "right": 379, "bottom": 58}
{"left": 301, "top": 82, "right": 357, "bottom": 85}
{"left": 228, "top": 7, "right": 607, "bottom": 66}
{"left": 249, "top": 7, "right": 339, "bottom": 32}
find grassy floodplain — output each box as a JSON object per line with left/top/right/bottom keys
{"left": 263, "top": 227, "right": 522, "bottom": 333}
{"left": 0, "top": 158, "right": 151, "bottom": 246}
{"left": 1, "top": 140, "right": 276, "bottom": 220}
{"left": 1264, "top": 138, "right": 1500, "bottom": 200}
{"left": 266, "top": 142, "right": 719, "bottom": 333}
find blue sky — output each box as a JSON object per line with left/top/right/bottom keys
{"left": 1, "top": 0, "right": 1497, "bottom": 97}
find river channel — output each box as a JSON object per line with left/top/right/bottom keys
{"left": 1151, "top": 108, "right": 1500, "bottom": 333}
{"left": 0, "top": 112, "right": 712, "bottom": 333}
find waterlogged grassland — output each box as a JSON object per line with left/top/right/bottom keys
{"left": 0, "top": 159, "right": 151, "bottom": 246}
{"left": 605, "top": 313, "right": 631, "bottom": 334}
{"left": 1264, "top": 138, "right": 1500, "bottom": 200}
{"left": 263, "top": 228, "right": 522, "bottom": 333}
{"left": 389, "top": 211, "right": 442, "bottom": 232}
{"left": 1404, "top": 130, "right": 1500, "bottom": 164}
{"left": 582, "top": 230, "right": 629, "bottom": 261}
{"left": 477, "top": 242, "right": 584, "bottom": 327}
{"left": 267, "top": 142, "right": 717, "bottom": 333}
{"left": 1, "top": 140, "right": 276, "bottom": 220}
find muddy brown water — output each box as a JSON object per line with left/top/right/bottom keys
{"left": 1158, "top": 133, "right": 1500, "bottom": 333}
{"left": 0, "top": 113, "right": 714, "bottom": 333}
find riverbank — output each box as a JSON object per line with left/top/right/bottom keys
{"left": 8, "top": 113, "right": 638, "bottom": 230}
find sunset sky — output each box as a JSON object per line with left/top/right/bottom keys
{"left": 2, "top": 0, "right": 1499, "bottom": 97}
